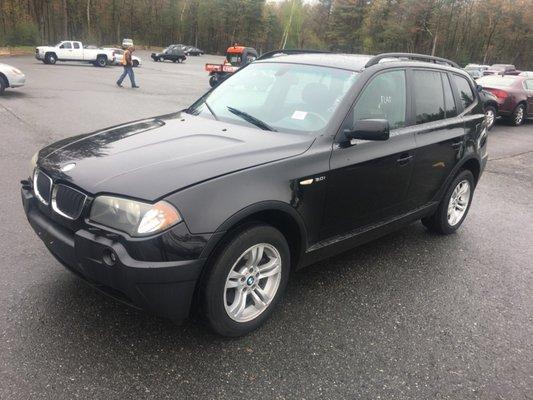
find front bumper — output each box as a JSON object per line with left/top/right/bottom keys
{"left": 6, "top": 73, "right": 26, "bottom": 88}
{"left": 21, "top": 186, "right": 206, "bottom": 322}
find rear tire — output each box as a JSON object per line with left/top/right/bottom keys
{"left": 422, "top": 170, "right": 475, "bottom": 235}
{"left": 202, "top": 225, "right": 290, "bottom": 337}
{"left": 45, "top": 53, "right": 56, "bottom": 65}
{"left": 484, "top": 105, "right": 497, "bottom": 130}
{"left": 209, "top": 75, "right": 218, "bottom": 87}
{"left": 96, "top": 55, "right": 107, "bottom": 67}
{"left": 133, "top": 60, "right": 139, "bottom": 67}
{"left": 509, "top": 104, "right": 525, "bottom": 126}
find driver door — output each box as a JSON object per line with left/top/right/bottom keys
{"left": 322, "top": 69, "right": 416, "bottom": 238}
{"left": 57, "top": 41, "right": 73, "bottom": 59}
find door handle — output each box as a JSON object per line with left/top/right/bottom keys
{"left": 396, "top": 154, "right": 413, "bottom": 165}
{"left": 451, "top": 141, "right": 463, "bottom": 149}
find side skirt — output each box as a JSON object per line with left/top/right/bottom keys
{"left": 299, "top": 202, "right": 439, "bottom": 269}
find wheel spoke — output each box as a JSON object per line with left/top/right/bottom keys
{"left": 246, "top": 245, "right": 264, "bottom": 268}
{"left": 230, "top": 289, "right": 248, "bottom": 318}
{"left": 250, "top": 290, "right": 266, "bottom": 308}
{"left": 257, "top": 259, "right": 281, "bottom": 279}
{"left": 254, "top": 286, "right": 271, "bottom": 305}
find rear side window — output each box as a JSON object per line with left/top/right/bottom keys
{"left": 441, "top": 73, "right": 457, "bottom": 118}
{"left": 413, "top": 70, "right": 445, "bottom": 124}
{"left": 73, "top": 42, "right": 80, "bottom": 49}
{"left": 353, "top": 69, "right": 406, "bottom": 129}
{"left": 453, "top": 75, "right": 475, "bottom": 109}
{"left": 60, "top": 42, "right": 72, "bottom": 49}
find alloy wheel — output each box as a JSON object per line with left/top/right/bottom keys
{"left": 485, "top": 108, "right": 495, "bottom": 128}
{"left": 223, "top": 243, "right": 282, "bottom": 323}
{"left": 447, "top": 180, "right": 471, "bottom": 226}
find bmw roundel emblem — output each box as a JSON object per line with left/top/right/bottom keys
{"left": 246, "top": 276, "right": 255, "bottom": 286}
{"left": 60, "top": 163, "right": 76, "bottom": 172}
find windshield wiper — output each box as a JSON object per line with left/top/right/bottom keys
{"left": 227, "top": 106, "right": 277, "bottom": 132}
{"left": 204, "top": 101, "right": 218, "bottom": 120}
{"left": 185, "top": 95, "right": 218, "bottom": 120}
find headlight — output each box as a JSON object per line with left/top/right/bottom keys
{"left": 29, "top": 151, "right": 38, "bottom": 177}
{"left": 89, "top": 195, "right": 182, "bottom": 237}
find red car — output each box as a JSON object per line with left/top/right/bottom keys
{"left": 477, "top": 75, "right": 533, "bottom": 126}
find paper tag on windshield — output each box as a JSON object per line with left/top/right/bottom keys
{"left": 291, "top": 111, "right": 308, "bottom": 120}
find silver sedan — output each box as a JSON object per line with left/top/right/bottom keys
{"left": 0, "top": 63, "right": 26, "bottom": 94}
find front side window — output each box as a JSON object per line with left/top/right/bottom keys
{"left": 413, "top": 70, "right": 445, "bottom": 124}
{"left": 189, "top": 62, "right": 359, "bottom": 134}
{"left": 73, "top": 42, "right": 80, "bottom": 49}
{"left": 453, "top": 75, "right": 475, "bottom": 110}
{"left": 524, "top": 80, "right": 533, "bottom": 90}
{"left": 352, "top": 69, "right": 406, "bottom": 129}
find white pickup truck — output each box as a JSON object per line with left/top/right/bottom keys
{"left": 35, "top": 41, "right": 115, "bottom": 67}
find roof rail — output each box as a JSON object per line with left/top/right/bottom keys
{"left": 257, "top": 49, "right": 331, "bottom": 61}
{"left": 364, "top": 53, "right": 459, "bottom": 69}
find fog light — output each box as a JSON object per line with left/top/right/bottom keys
{"left": 102, "top": 249, "right": 117, "bottom": 266}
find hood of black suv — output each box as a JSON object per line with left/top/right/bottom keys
{"left": 38, "top": 112, "right": 314, "bottom": 200}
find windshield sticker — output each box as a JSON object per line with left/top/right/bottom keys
{"left": 292, "top": 111, "right": 308, "bottom": 120}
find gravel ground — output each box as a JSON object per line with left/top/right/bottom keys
{"left": 0, "top": 52, "right": 532, "bottom": 399}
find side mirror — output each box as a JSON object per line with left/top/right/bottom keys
{"left": 476, "top": 84, "right": 483, "bottom": 92}
{"left": 344, "top": 119, "right": 390, "bottom": 141}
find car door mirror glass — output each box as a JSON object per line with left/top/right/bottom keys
{"left": 345, "top": 119, "right": 390, "bottom": 141}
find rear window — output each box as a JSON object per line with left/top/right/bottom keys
{"left": 452, "top": 75, "right": 475, "bottom": 110}
{"left": 413, "top": 70, "right": 445, "bottom": 124}
{"left": 477, "top": 76, "right": 517, "bottom": 88}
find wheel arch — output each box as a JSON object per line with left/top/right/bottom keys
{"left": 460, "top": 157, "right": 481, "bottom": 185}
{"left": 484, "top": 100, "right": 498, "bottom": 112}
{"left": 202, "top": 201, "right": 308, "bottom": 273}
{"left": 435, "top": 155, "right": 481, "bottom": 204}
{"left": 0, "top": 72, "right": 8, "bottom": 87}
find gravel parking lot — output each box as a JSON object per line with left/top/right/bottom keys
{"left": 1, "top": 51, "right": 532, "bottom": 399}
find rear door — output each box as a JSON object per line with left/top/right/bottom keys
{"left": 322, "top": 69, "right": 417, "bottom": 238}
{"left": 71, "top": 42, "right": 83, "bottom": 60}
{"left": 406, "top": 69, "right": 466, "bottom": 209}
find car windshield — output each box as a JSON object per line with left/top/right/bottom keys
{"left": 189, "top": 62, "right": 359, "bottom": 134}
{"left": 478, "top": 76, "right": 517, "bottom": 87}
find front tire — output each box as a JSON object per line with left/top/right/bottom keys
{"left": 45, "top": 53, "right": 56, "bottom": 65}
{"left": 422, "top": 170, "right": 475, "bottom": 234}
{"left": 509, "top": 104, "right": 525, "bottom": 126}
{"left": 132, "top": 60, "right": 139, "bottom": 67}
{"left": 209, "top": 75, "right": 218, "bottom": 87}
{"left": 202, "top": 225, "right": 290, "bottom": 337}
{"left": 0, "top": 77, "right": 6, "bottom": 95}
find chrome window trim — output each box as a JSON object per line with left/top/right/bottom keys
{"left": 51, "top": 184, "right": 87, "bottom": 220}
{"left": 33, "top": 170, "right": 52, "bottom": 205}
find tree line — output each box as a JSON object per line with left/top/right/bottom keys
{"left": 0, "top": 0, "right": 531, "bottom": 68}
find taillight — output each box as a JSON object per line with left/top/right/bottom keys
{"left": 487, "top": 88, "right": 508, "bottom": 99}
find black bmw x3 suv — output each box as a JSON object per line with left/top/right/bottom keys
{"left": 22, "top": 51, "right": 488, "bottom": 337}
